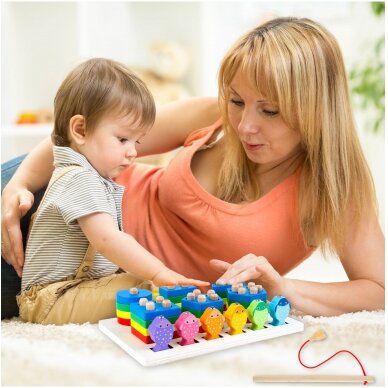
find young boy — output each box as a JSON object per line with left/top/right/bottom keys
{"left": 17, "top": 58, "right": 208, "bottom": 325}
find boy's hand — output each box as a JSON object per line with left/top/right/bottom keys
{"left": 152, "top": 268, "right": 209, "bottom": 289}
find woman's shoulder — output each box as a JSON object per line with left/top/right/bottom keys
{"left": 184, "top": 118, "right": 223, "bottom": 147}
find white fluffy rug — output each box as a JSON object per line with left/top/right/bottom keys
{"left": 1, "top": 310, "right": 385, "bottom": 386}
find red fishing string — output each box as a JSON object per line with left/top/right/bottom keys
{"left": 298, "top": 339, "right": 368, "bottom": 385}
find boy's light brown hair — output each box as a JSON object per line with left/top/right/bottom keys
{"left": 52, "top": 58, "right": 155, "bottom": 146}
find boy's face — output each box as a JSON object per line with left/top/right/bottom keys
{"left": 81, "top": 112, "right": 149, "bottom": 179}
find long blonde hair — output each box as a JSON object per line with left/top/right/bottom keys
{"left": 217, "top": 17, "right": 377, "bottom": 255}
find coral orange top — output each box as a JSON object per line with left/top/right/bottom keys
{"left": 115, "top": 119, "right": 315, "bottom": 283}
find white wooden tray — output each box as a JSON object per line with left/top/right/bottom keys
{"left": 99, "top": 317, "right": 304, "bottom": 366}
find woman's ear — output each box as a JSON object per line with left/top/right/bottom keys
{"left": 69, "top": 115, "right": 86, "bottom": 145}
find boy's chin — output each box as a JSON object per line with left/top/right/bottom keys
{"left": 109, "top": 166, "right": 128, "bottom": 179}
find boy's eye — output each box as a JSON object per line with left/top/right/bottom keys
{"left": 118, "top": 137, "right": 128, "bottom": 143}
{"left": 136, "top": 140, "right": 141, "bottom": 145}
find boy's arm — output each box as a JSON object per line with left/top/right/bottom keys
{"left": 78, "top": 212, "right": 209, "bottom": 287}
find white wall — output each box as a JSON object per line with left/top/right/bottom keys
{"left": 1, "top": 2, "right": 79, "bottom": 125}
{"left": 2, "top": 2, "right": 385, "bottom": 116}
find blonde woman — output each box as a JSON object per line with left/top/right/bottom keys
{"left": 2, "top": 17, "right": 384, "bottom": 318}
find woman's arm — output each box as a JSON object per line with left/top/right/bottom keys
{"left": 3, "top": 97, "right": 220, "bottom": 194}
{"left": 285, "top": 213, "right": 384, "bottom": 316}
{"left": 1, "top": 97, "right": 220, "bottom": 272}
{"left": 136, "top": 97, "right": 220, "bottom": 157}
{"left": 3, "top": 136, "right": 54, "bottom": 194}
{"left": 210, "top": 215, "right": 384, "bottom": 316}
{"left": 1, "top": 137, "right": 54, "bottom": 273}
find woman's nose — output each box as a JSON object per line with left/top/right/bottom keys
{"left": 238, "top": 108, "right": 260, "bottom": 134}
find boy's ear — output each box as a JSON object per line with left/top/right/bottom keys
{"left": 69, "top": 115, "right": 86, "bottom": 144}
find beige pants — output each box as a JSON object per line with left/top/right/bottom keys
{"left": 17, "top": 273, "right": 150, "bottom": 325}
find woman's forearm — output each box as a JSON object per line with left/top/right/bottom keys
{"left": 284, "top": 278, "right": 385, "bottom": 316}
{"left": 4, "top": 137, "right": 54, "bottom": 194}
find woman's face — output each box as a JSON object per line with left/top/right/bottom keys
{"left": 228, "top": 71, "right": 301, "bottom": 168}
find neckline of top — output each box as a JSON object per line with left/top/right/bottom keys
{"left": 182, "top": 119, "right": 299, "bottom": 215}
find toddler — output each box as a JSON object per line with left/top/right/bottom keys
{"left": 17, "top": 58, "right": 208, "bottom": 325}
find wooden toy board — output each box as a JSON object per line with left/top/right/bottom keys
{"left": 99, "top": 317, "right": 304, "bottom": 367}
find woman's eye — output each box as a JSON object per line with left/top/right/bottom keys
{"left": 118, "top": 137, "right": 128, "bottom": 143}
{"left": 136, "top": 140, "right": 141, "bottom": 145}
{"left": 263, "top": 110, "right": 279, "bottom": 117}
{"left": 229, "top": 99, "right": 244, "bottom": 107}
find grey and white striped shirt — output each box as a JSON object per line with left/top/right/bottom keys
{"left": 21, "top": 146, "right": 124, "bottom": 291}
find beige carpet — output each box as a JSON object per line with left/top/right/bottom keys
{"left": 1, "top": 310, "right": 385, "bottom": 386}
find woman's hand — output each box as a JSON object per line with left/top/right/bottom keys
{"left": 152, "top": 267, "right": 209, "bottom": 289}
{"left": 210, "top": 254, "right": 288, "bottom": 298}
{"left": 1, "top": 187, "right": 34, "bottom": 277}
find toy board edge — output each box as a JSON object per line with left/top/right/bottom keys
{"left": 98, "top": 317, "right": 304, "bottom": 367}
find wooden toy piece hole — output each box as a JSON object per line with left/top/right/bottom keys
{"left": 149, "top": 344, "right": 174, "bottom": 352}
{"left": 195, "top": 333, "right": 206, "bottom": 341}
{"left": 268, "top": 321, "right": 288, "bottom": 327}
{"left": 177, "top": 338, "right": 201, "bottom": 346}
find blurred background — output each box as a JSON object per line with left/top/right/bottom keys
{"left": 1, "top": 1, "right": 385, "bottom": 281}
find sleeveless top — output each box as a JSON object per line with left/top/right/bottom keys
{"left": 114, "top": 119, "right": 315, "bottom": 283}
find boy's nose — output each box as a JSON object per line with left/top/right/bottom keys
{"left": 126, "top": 144, "right": 137, "bottom": 158}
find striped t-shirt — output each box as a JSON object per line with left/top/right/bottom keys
{"left": 21, "top": 146, "right": 124, "bottom": 291}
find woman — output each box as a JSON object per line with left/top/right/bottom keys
{"left": 2, "top": 17, "right": 384, "bottom": 318}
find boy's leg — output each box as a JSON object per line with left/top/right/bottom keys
{"left": 42, "top": 273, "right": 151, "bottom": 325}
{"left": 1, "top": 155, "right": 47, "bottom": 319}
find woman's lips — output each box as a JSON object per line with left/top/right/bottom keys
{"left": 244, "top": 142, "right": 265, "bottom": 151}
